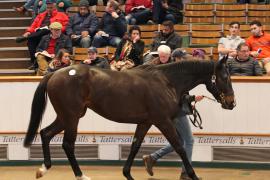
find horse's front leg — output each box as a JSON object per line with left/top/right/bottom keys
{"left": 156, "top": 120, "right": 199, "bottom": 180}
{"left": 123, "top": 123, "right": 151, "bottom": 180}
{"left": 37, "top": 119, "right": 64, "bottom": 178}
{"left": 62, "top": 123, "right": 91, "bottom": 180}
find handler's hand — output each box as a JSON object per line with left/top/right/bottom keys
{"left": 195, "top": 95, "right": 204, "bottom": 102}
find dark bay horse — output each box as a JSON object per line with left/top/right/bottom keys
{"left": 24, "top": 57, "right": 235, "bottom": 180}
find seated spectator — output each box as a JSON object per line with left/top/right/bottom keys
{"left": 246, "top": 20, "right": 270, "bottom": 75}
{"left": 143, "top": 20, "right": 182, "bottom": 63}
{"left": 152, "top": 0, "right": 183, "bottom": 24}
{"left": 34, "top": 0, "right": 72, "bottom": 15}
{"left": 227, "top": 43, "right": 263, "bottom": 76}
{"left": 125, "top": 0, "right": 153, "bottom": 25}
{"left": 144, "top": 45, "right": 172, "bottom": 65}
{"left": 111, "top": 25, "right": 145, "bottom": 71}
{"left": 92, "top": 0, "right": 127, "bottom": 48}
{"left": 66, "top": 0, "right": 99, "bottom": 48}
{"left": 35, "top": 22, "right": 72, "bottom": 75}
{"left": 48, "top": 49, "right": 71, "bottom": 72}
{"left": 192, "top": 49, "right": 211, "bottom": 60}
{"left": 218, "top": 21, "right": 245, "bottom": 60}
{"left": 171, "top": 48, "right": 193, "bottom": 62}
{"left": 15, "top": 1, "right": 69, "bottom": 70}
{"left": 82, "top": 47, "right": 110, "bottom": 68}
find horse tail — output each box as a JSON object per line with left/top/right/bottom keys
{"left": 24, "top": 73, "right": 54, "bottom": 148}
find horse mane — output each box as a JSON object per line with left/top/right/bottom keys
{"left": 156, "top": 60, "right": 215, "bottom": 75}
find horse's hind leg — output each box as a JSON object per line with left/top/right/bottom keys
{"left": 156, "top": 121, "right": 199, "bottom": 180}
{"left": 62, "top": 121, "right": 90, "bottom": 180}
{"left": 123, "top": 123, "right": 151, "bottom": 180}
{"left": 37, "top": 118, "right": 64, "bottom": 178}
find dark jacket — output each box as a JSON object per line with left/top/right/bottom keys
{"left": 179, "top": 93, "right": 195, "bottom": 116}
{"left": 114, "top": 39, "right": 145, "bottom": 66}
{"left": 227, "top": 56, "right": 263, "bottom": 76}
{"left": 81, "top": 57, "right": 110, "bottom": 69}
{"left": 36, "top": 33, "right": 72, "bottom": 54}
{"left": 99, "top": 11, "right": 127, "bottom": 38}
{"left": 150, "top": 31, "right": 182, "bottom": 52}
{"left": 66, "top": 12, "right": 99, "bottom": 37}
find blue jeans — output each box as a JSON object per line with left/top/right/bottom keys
{"left": 126, "top": 9, "right": 152, "bottom": 25}
{"left": 150, "top": 109, "right": 194, "bottom": 173}
{"left": 24, "top": 0, "right": 36, "bottom": 10}
{"left": 92, "top": 35, "right": 121, "bottom": 47}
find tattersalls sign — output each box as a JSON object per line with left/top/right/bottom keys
{"left": 1, "top": 134, "right": 270, "bottom": 147}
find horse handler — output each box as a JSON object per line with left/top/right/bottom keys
{"left": 143, "top": 48, "right": 204, "bottom": 180}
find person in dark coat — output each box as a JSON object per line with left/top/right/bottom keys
{"left": 152, "top": 0, "right": 183, "bottom": 24}
{"left": 92, "top": 0, "right": 127, "bottom": 47}
{"left": 143, "top": 20, "right": 182, "bottom": 63}
{"left": 66, "top": 0, "right": 99, "bottom": 48}
{"left": 81, "top": 47, "right": 110, "bottom": 69}
{"left": 111, "top": 25, "right": 145, "bottom": 71}
{"left": 35, "top": 22, "right": 72, "bottom": 75}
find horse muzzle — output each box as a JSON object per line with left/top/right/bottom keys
{"left": 221, "top": 94, "right": 236, "bottom": 110}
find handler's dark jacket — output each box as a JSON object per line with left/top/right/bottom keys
{"left": 81, "top": 57, "right": 110, "bottom": 69}
{"left": 179, "top": 93, "right": 195, "bottom": 116}
{"left": 150, "top": 30, "right": 182, "bottom": 52}
{"left": 36, "top": 33, "right": 72, "bottom": 54}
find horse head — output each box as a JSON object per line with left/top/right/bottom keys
{"left": 206, "top": 56, "right": 236, "bottom": 110}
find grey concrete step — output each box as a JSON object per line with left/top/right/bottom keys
{"left": 0, "top": 57, "right": 31, "bottom": 69}
{"left": 0, "top": 27, "right": 26, "bottom": 37}
{"left": 0, "top": 68, "right": 35, "bottom": 76}
{"left": 0, "top": 17, "right": 31, "bottom": 27}
{"left": 0, "top": 47, "right": 29, "bottom": 58}
{"left": 0, "top": 9, "right": 31, "bottom": 17}
{"left": 0, "top": 1, "right": 25, "bottom": 9}
{"left": 0, "top": 37, "right": 27, "bottom": 47}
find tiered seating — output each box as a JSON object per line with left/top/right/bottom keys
{"left": 73, "top": 47, "right": 116, "bottom": 62}
{"left": 139, "top": 25, "right": 159, "bottom": 48}
{"left": 189, "top": 24, "right": 222, "bottom": 47}
{"left": 214, "top": 4, "right": 247, "bottom": 24}
{"left": 183, "top": 4, "right": 215, "bottom": 23}
{"left": 247, "top": 4, "right": 270, "bottom": 23}
{"left": 183, "top": 3, "right": 270, "bottom": 24}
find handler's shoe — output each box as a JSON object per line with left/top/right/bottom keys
{"left": 142, "top": 155, "right": 156, "bottom": 176}
{"left": 180, "top": 172, "right": 202, "bottom": 180}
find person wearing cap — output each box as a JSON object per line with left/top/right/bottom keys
{"left": 171, "top": 48, "right": 193, "bottom": 62}
{"left": 15, "top": 0, "right": 69, "bottom": 70}
{"left": 81, "top": 47, "right": 110, "bottom": 69}
{"left": 142, "top": 46, "right": 204, "bottom": 180}
{"left": 35, "top": 22, "right": 72, "bottom": 75}
{"left": 92, "top": 0, "right": 127, "bottom": 48}
{"left": 66, "top": 0, "right": 99, "bottom": 48}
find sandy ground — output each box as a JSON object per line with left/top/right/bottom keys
{"left": 0, "top": 165, "right": 270, "bottom": 180}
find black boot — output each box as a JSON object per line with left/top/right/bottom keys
{"left": 15, "top": 36, "right": 27, "bottom": 43}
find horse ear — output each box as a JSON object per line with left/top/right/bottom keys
{"left": 220, "top": 55, "right": 228, "bottom": 65}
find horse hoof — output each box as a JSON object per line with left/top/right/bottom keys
{"left": 76, "top": 174, "right": 91, "bottom": 180}
{"left": 36, "top": 163, "right": 47, "bottom": 179}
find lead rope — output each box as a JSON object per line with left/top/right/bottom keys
{"left": 189, "top": 95, "right": 218, "bottom": 129}
{"left": 189, "top": 101, "right": 203, "bottom": 129}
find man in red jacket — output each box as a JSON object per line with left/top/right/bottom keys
{"left": 15, "top": 0, "right": 69, "bottom": 70}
